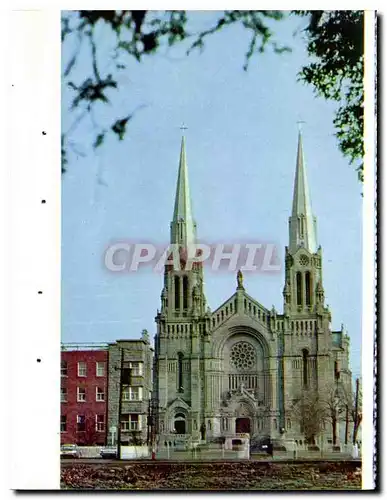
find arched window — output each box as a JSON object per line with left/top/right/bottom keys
{"left": 182, "top": 276, "right": 188, "bottom": 309}
{"left": 302, "top": 349, "right": 309, "bottom": 387}
{"left": 177, "top": 352, "right": 184, "bottom": 392}
{"left": 174, "top": 277, "right": 180, "bottom": 310}
{"left": 287, "top": 418, "right": 291, "bottom": 429}
{"left": 305, "top": 271, "right": 311, "bottom": 306}
{"left": 296, "top": 272, "right": 302, "bottom": 305}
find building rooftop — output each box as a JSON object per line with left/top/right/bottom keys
{"left": 61, "top": 342, "right": 109, "bottom": 351}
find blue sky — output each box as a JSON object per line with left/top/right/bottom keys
{"left": 62, "top": 12, "right": 362, "bottom": 378}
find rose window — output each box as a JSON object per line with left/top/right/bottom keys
{"left": 230, "top": 342, "right": 256, "bottom": 371}
{"left": 299, "top": 254, "right": 309, "bottom": 266}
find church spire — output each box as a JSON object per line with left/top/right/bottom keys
{"left": 171, "top": 135, "right": 196, "bottom": 246}
{"left": 288, "top": 131, "right": 318, "bottom": 254}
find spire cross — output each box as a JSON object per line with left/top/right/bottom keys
{"left": 180, "top": 123, "right": 188, "bottom": 131}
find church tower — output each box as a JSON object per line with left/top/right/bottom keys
{"left": 283, "top": 131, "right": 326, "bottom": 320}
{"left": 154, "top": 136, "right": 209, "bottom": 437}
{"left": 281, "top": 131, "right": 351, "bottom": 441}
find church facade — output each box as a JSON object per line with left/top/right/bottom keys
{"left": 153, "top": 134, "right": 352, "bottom": 444}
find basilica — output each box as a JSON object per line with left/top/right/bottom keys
{"left": 153, "top": 133, "right": 352, "bottom": 444}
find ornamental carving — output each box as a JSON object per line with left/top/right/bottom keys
{"left": 299, "top": 254, "right": 309, "bottom": 266}
{"left": 230, "top": 342, "right": 256, "bottom": 371}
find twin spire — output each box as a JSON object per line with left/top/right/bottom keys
{"left": 288, "top": 131, "right": 318, "bottom": 254}
{"left": 170, "top": 131, "right": 318, "bottom": 254}
{"left": 171, "top": 136, "right": 196, "bottom": 246}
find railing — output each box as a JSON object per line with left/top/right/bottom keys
{"left": 211, "top": 298, "right": 236, "bottom": 329}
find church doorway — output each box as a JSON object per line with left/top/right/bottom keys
{"left": 236, "top": 417, "right": 251, "bottom": 434}
{"left": 174, "top": 413, "right": 186, "bottom": 434}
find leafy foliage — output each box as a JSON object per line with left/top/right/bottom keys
{"left": 61, "top": 10, "right": 288, "bottom": 171}
{"left": 62, "top": 10, "right": 365, "bottom": 182}
{"left": 296, "top": 11, "right": 364, "bottom": 181}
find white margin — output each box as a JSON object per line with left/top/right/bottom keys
{"left": 8, "top": 10, "right": 61, "bottom": 490}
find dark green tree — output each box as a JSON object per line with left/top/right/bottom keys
{"left": 296, "top": 10, "right": 364, "bottom": 181}
{"left": 62, "top": 10, "right": 364, "bottom": 180}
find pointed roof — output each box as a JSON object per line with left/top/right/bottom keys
{"left": 171, "top": 136, "right": 196, "bottom": 246}
{"left": 289, "top": 132, "right": 318, "bottom": 254}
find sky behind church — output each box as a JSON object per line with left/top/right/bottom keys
{"left": 62, "top": 12, "right": 362, "bottom": 378}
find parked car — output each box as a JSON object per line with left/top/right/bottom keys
{"left": 100, "top": 446, "right": 118, "bottom": 459}
{"left": 60, "top": 444, "right": 80, "bottom": 459}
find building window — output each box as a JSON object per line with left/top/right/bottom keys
{"left": 77, "top": 415, "right": 86, "bottom": 432}
{"left": 177, "top": 353, "right": 183, "bottom": 392}
{"left": 296, "top": 272, "right": 302, "bottom": 306}
{"left": 273, "top": 418, "right": 277, "bottom": 430}
{"left": 96, "top": 362, "right": 105, "bottom": 377}
{"left": 287, "top": 418, "right": 291, "bottom": 429}
{"left": 130, "top": 362, "right": 142, "bottom": 376}
{"left": 61, "top": 387, "right": 67, "bottom": 402}
{"left": 96, "top": 387, "right": 105, "bottom": 401}
{"left": 122, "top": 386, "right": 142, "bottom": 401}
{"left": 121, "top": 414, "right": 139, "bottom": 431}
{"left": 78, "top": 362, "right": 87, "bottom": 377}
{"left": 183, "top": 276, "right": 188, "bottom": 309}
{"left": 77, "top": 387, "right": 86, "bottom": 402}
{"left": 61, "top": 360, "right": 68, "bottom": 377}
{"left": 61, "top": 415, "right": 67, "bottom": 432}
{"left": 305, "top": 271, "right": 311, "bottom": 306}
{"left": 122, "top": 386, "right": 130, "bottom": 401}
{"left": 96, "top": 414, "right": 105, "bottom": 432}
{"left": 174, "top": 277, "right": 180, "bottom": 309}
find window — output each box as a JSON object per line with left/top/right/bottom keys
{"left": 61, "top": 387, "right": 67, "bottom": 403}
{"left": 177, "top": 353, "right": 183, "bottom": 392}
{"left": 287, "top": 418, "right": 291, "bottom": 429}
{"left": 122, "top": 386, "right": 130, "bottom": 401}
{"left": 121, "top": 414, "right": 139, "bottom": 431}
{"left": 77, "top": 387, "right": 86, "bottom": 402}
{"left": 296, "top": 272, "right": 302, "bottom": 306}
{"left": 96, "top": 362, "right": 105, "bottom": 377}
{"left": 183, "top": 276, "right": 188, "bottom": 309}
{"left": 61, "top": 415, "right": 67, "bottom": 432}
{"left": 305, "top": 271, "right": 311, "bottom": 306}
{"left": 122, "top": 386, "right": 142, "bottom": 401}
{"left": 77, "top": 415, "right": 85, "bottom": 432}
{"left": 78, "top": 362, "right": 87, "bottom": 377}
{"left": 273, "top": 418, "right": 277, "bottom": 430}
{"left": 96, "top": 387, "right": 105, "bottom": 402}
{"left": 174, "top": 277, "right": 180, "bottom": 309}
{"left": 130, "top": 362, "right": 142, "bottom": 376}
{"left": 96, "top": 414, "right": 105, "bottom": 432}
{"left": 61, "top": 360, "right": 68, "bottom": 377}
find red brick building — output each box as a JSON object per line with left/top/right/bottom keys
{"left": 61, "top": 344, "right": 109, "bottom": 446}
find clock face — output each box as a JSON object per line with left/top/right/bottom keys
{"left": 299, "top": 254, "right": 309, "bottom": 266}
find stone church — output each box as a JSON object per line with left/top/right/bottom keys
{"left": 154, "top": 133, "right": 352, "bottom": 444}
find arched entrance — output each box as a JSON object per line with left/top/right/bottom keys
{"left": 236, "top": 417, "right": 251, "bottom": 434}
{"left": 174, "top": 413, "right": 186, "bottom": 434}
